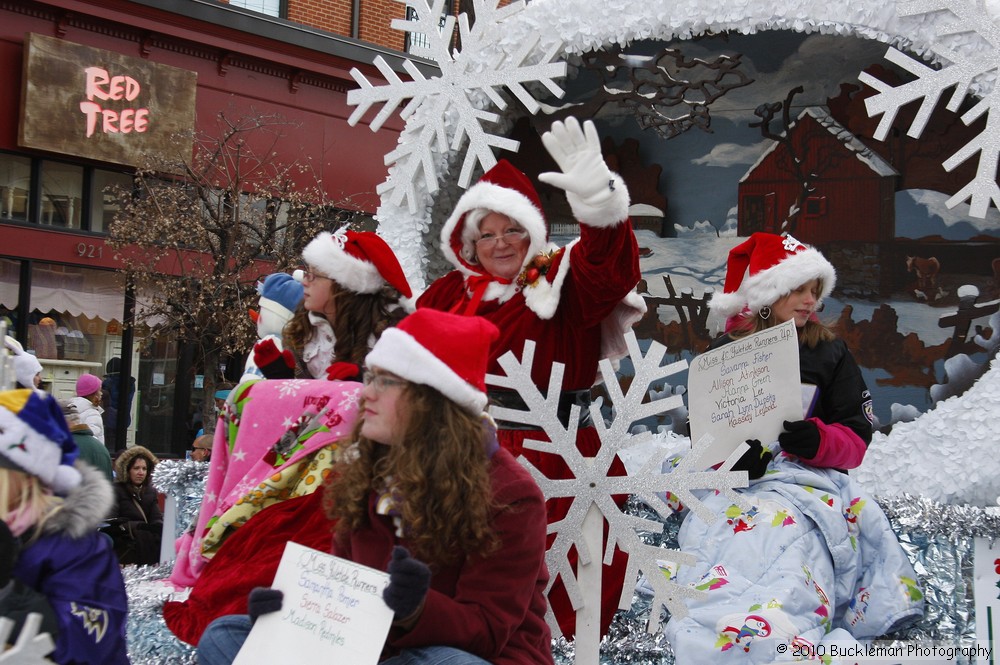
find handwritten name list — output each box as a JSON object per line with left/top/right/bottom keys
{"left": 233, "top": 542, "right": 393, "bottom": 665}
{"left": 688, "top": 319, "right": 802, "bottom": 468}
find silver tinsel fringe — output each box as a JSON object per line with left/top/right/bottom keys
{"left": 152, "top": 459, "right": 208, "bottom": 539}
{"left": 123, "top": 563, "right": 197, "bottom": 665}
{"left": 128, "top": 466, "right": 995, "bottom": 665}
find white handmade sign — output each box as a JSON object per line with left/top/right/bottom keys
{"left": 687, "top": 319, "right": 803, "bottom": 468}
{"left": 233, "top": 542, "right": 393, "bottom": 665}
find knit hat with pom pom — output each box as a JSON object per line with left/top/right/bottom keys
{"left": 0, "top": 389, "right": 81, "bottom": 495}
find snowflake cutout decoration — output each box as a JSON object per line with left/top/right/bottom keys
{"left": 0, "top": 613, "right": 55, "bottom": 664}
{"left": 487, "top": 332, "right": 750, "bottom": 637}
{"left": 346, "top": 0, "right": 567, "bottom": 213}
{"left": 860, "top": 0, "right": 1000, "bottom": 218}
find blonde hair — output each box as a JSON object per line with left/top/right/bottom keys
{"left": 729, "top": 279, "right": 836, "bottom": 349}
{"left": 1, "top": 468, "right": 63, "bottom": 542}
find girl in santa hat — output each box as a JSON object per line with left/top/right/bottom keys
{"left": 709, "top": 232, "right": 874, "bottom": 477}
{"left": 0, "top": 388, "right": 129, "bottom": 664}
{"left": 416, "top": 116, "right": 644, "bottom": 638}
{"left": 253, "top": 229, "right": 413, "bottom": 382}
{"left": 198, "top": 309, "right": 553, "bottom": 665}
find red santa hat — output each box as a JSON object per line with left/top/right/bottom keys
{"left": 710, "top": 232, "right": 837, "bottom": 318}
{"left": 300, "top": 229, "right": 412, "bottom": 299}
{"left": 440, "top": 159, "right": 549, "bottom": 278}
{"left": 364, "top": 309, "right": 499, "bottom": 415}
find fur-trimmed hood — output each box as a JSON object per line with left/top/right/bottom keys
{"left": 114, "top": 445, "right": 158, "bottom": 487}
{"left": 36, "top": 461, "right": 114, "bottom": 539}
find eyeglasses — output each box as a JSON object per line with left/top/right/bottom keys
{"left": 362, "top": 370, "right": 407, "bottom": 393}
{"left": 474, "top": 228, "right": 529, "bottom": 248}
{"left": 298, "top": 266, "right": 332, "bottom": 283}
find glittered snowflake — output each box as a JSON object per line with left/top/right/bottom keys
{"left": 487, "top": 332, "right": 750, "bottom": 638}
{"left": 346, "top": 0, "right": 567, "bottom": 213}
{"left": 860, "top": 0, "right": 1000, "bottom": 218}
{"left": 0, "top": 612, "right": 55, "bottom": 664}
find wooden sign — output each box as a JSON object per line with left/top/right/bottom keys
{"left": 18, "top": 33, "right": 196, "bottom": 166}
{"left": 687, "top": 319, "right": 803, "bottom": 468}
{"left": 232, "top": 542, "right": 393, "bottom": 665}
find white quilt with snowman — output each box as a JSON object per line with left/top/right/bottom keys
{"left": 661, "top": 455, "right": 924, "bottom": 663}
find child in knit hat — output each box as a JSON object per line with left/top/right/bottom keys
{"left": 4, "top": 335, "right": 42, "bottom": 390}
{"left": 0, "top": 388, "right": 129, "bottom": 664}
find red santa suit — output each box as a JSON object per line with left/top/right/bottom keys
{"left": 417, "top": 158, "right": 645, "bottom": 638}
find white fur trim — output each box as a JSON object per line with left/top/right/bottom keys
{"left": 523, "top": 242, "right": 575, "bottom": 320}
{"left": 440, "top": 181, "right": 548, "bottom": 279}
{"left": 710, "top": 247, "right": 837, "bottom": 318}
{"left": 302, "top": 232, "right": 384, "bottom": 294}
{"left": 566, "top": 172, "right": 631, "bottom": 228}
{"left": 365, "top": 328, "right": 487, "bottom": 414}
{"left": 600, "top": 290, "right": 647, "bottom": 365}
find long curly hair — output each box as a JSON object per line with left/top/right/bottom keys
{"left": 284, "top": 283, "right": 405, "bottom": 367}
{"left": 325, "top": 382, "right": 499, "bottom": 567}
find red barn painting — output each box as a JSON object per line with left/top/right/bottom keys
{"left": 738, "top": 107, "right": 898, "bottom": 245}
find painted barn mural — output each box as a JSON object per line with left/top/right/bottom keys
{"left": 498, "top": 30, "right": 1000, "bottom": 430}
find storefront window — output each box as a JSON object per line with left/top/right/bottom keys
{"left": 0, "top": 154, "right": 31, "bottom": 222}
{"left": 90, "top": 169, "right": 132, "bottom": 233}
{"left": 0, "top": 258, "right": 19, "bottom": 337}
{"left": 40, "top": 160, "right": 83, "bottom": 228}
{"left": 135, "top": 328, "right": 179, "bottom": 454}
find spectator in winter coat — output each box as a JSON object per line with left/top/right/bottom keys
{"left": 198, "top": 309, "right": 553, "bottom": 665}
{"left": 107, "top": 445, "right": 163, "bottom": 566}
{"left": 60, "top": 400, "right": 113, "bottom": 483}
{"left": 69, "top": 373, "right": 104, "bottom": 445}
{"left": 0, "top": 388, "right": 129, "bottom": 664}
{"left": 101, "top": 357, "right": 135, "bottom": 452}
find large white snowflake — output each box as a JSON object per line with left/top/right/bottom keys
{"left": 487, "top": 332, "right": 750, "bottom": 638}
{"left": 346, "top": 0, "right": 567, "bottom": 213}
{"left": 0, "top": 613, "right": 55, "bottom": 664}
{"left": 860, "top": 0, "right": 1000, "bottom": 218}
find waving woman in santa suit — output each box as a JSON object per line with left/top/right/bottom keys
{"left": 417, "top": 116, "right": 645, "bottom": 638}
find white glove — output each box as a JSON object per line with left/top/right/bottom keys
{"left": 538, "top": 117, "right": 629, "bottom": 226}
{"left": 538, "top": 117, "right": 615, "bottom": 206}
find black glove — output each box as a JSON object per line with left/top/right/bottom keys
{"left": 778, "top": 419, "right": 821, "bottom": 459}
{"left": 383, "top": 546, "right": 431, "bottom": 621}
{"left": 730, "top": 439, "right": 772, "bottom": 480}
{"left": 0, "top": 520, "right": 19, "bottom": 588}
{"left": 247, "top": 587, "right": 284, "bottom": 624}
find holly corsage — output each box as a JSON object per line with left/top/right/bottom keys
{"left": 516, "top": 251, "right": 555, "bottom": 289}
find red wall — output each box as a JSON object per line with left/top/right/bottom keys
{"left": 0, "top": 3, "right": 404, "bottom": 213}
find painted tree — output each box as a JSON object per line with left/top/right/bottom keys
{"left": 750, "top": 86, "right": 855, "bottom": 235}
{"left": 107, "top": 111, "right": 350, "bottom": 439}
